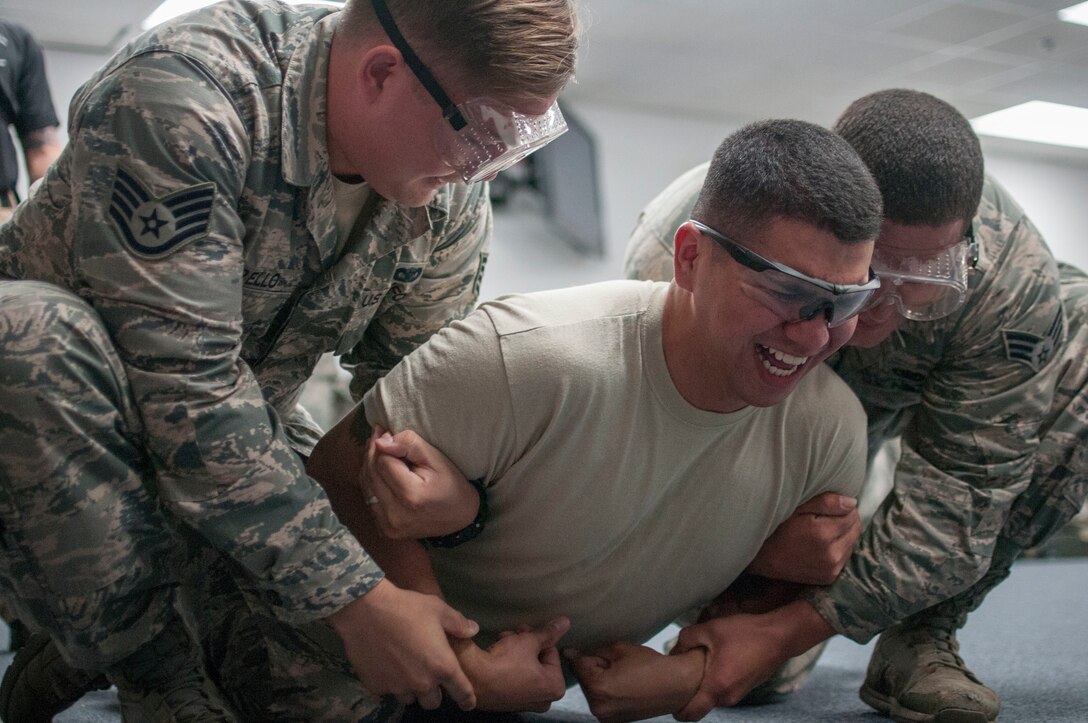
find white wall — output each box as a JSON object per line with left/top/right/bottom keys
{"left": 980, "top": 140, "right": 1088, "bottom": 272}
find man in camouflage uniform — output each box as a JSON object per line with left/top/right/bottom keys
{"left": 0, "top": 0, "right": 578, "bottom": 720}
{"left": 625, "top": 89, "right": 1087, "bottom": 723}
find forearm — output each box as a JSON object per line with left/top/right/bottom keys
{"left": 704, "top": 574, "right": 808, "bottom": 618}
{"left": 765, "top": 599, "right": 837, "bottom": 657}
{"left": 699, "top": 577, "right": 833, "bottom": 651}
{"left": 808, "top": 446, "right": 1028, "bottom": 642}
{"left": 309, "top": 408, "right": 443, "bottom": 595}
{"left": 23, "top": 127, "right": 63, "bottom": 183}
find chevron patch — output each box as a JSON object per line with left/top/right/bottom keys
{"left": 1003, "top": 306, "right": 1064, "bottom": 372}
{"left": 109, "top": 167, "right": 215, "bottom": 258}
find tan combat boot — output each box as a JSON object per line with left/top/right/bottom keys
{"left": 859, "top": 621, "right": 999, "bottom": 723}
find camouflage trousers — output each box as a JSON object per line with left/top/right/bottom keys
{"left": 176, "top": 539, "right": 400, "bottom": 722}
{"left": 907, "top": 394, "right": 1088, "bottom": 631}
{"left": 0, "top": 281, "right": 395, "bottom": 721}
{"left": 0, "top": 280, "right": 180, "bottom": 667}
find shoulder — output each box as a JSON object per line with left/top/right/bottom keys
{"left": 625, "top": 163, "right": 708, "bottom": 281}
{"left": 85, "top": 0, "right": 332, "bottom": 95}
{"left": 479, "top": 280, "right": 664, "bottom": 339}
{"left": 964, "top": 174, "right": 1061, "bottom": 343}
{"left": 474, "top": 280, "right": 665, "bottom": 388}
{"left": 0, "top": 21, "right": 34, "bottom": 48}
{"left": 782, "top": 364, "right": 867, "bottom": 433}
{"left": 974, "top": 174, "right": 1045, "bottom": 268}
{"left": 977, "top": 175, "right": 1026, "bottom": 227}
{"left": 635, "top": 162, "right": 709, "bottom": 247}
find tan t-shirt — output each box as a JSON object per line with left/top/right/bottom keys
{"left": 330, "top": 175, "right": 372, "bottom": 259}
{"left": 364, "top": 280, "right": 867, "bottom": 650}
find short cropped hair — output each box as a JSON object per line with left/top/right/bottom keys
{"left": 339, "top": 0, "right": 579, "bottom": 102}
{"left": 833, "top": 89, "right": 983, "bottom": 227}
{"left": 693, "top": 119, "right": 883, "bottom": 244}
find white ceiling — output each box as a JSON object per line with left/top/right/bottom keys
{"left": 4, "top": 0, "right": 1088, "bottom": 146}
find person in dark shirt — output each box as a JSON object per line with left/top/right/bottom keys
{"left": 0, "top": 20, "right": 62, "bottom": 222}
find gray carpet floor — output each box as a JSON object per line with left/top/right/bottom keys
{"left": 3, "top": 558, "right": 1085, "bottom": 722}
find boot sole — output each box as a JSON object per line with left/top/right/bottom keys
{"left": 860, "top": 682, "right": 996, "bottom": 723}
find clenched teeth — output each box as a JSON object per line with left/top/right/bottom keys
{"left": 760, "top": 345, "right": 809, "bottom": 377}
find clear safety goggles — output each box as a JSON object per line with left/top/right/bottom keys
{"left": 867, "top": 234, "right": 978, "bottom": 321}
{"left": 690, "top": 220, "right": 882, "bottom": 328}
{"left": 371, "top": 0, "right": 567, "bottom": 184}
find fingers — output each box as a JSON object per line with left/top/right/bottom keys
{"left": 372, "top": 430, "right": 409, "bottom": 458}
{"left": 440, "top": 606, "right": 481, "bottom": 641}
{"left": 417, "top": 687, "right": 444, "bottom": 711}
{"left": 566, "top": 648, "right": 609, "bottom": 682}
{"left": 373, "top": 428, "right": 430, "bottom": 467}
{"left": 539, "top": 643, "right": 561, "bottom": 668}
{"left": 815, "top": 508, "right": 860, "bottom": 546}
{"left": 531, "top": 617, "right": 571, "bottom": 649}
{"left": 439, "top": 665, "right": 476, "bottom": 711}
{"left": 672, "top": 625, "right": 708, "bottom": 656}
{"left": 795, "top": 492, "right": 857, "bottom": 517}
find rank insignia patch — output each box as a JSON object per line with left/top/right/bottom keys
{"left": 1003, "top": 306, "right": 1064, "bottom": 372}
{"left": 109, "top": 167, "right": 215, "bottom": 258}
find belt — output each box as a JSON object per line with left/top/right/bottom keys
{"left": 0, "top": 190, "right": 16, "bottom": 208}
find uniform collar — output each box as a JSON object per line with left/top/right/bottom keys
{"left": 280, "top": 12, "right": 337, "bottom": 187}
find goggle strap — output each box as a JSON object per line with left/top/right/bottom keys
{"left": 370, "top": 0, "right": 468, "bottom": 130}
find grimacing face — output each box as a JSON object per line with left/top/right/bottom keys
{"left": 679, "top": 216, "right": 875, "bottom": 413}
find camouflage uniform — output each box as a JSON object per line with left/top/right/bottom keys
{"left": 0, "top": 1, "right": 489, "bottom": 718}
{"left": 624, "top": 162, "right": 1085, "bottom": 644}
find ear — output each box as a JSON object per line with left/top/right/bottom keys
{"left": 357, "top": 45, "right": 404, "bottom": 104}
{"left": 673, "top": 222, "right": 701, "bottom": 292}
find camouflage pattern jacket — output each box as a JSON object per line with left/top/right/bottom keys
{"left": 624, "top": 164, "right": 1064, "bottom": 642}
{"left": 0, "top": 0, "right": 491, "bottom": 622}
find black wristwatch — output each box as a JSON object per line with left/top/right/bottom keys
{"left": 423, "top": 478, "right": 488, "bottom": 549}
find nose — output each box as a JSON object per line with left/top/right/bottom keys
{"left": 782, "top": 315, "right": 831, "bottom": 353}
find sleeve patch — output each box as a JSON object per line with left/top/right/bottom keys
{"left": 1003, "top": 306, "right": 1064, "bottom": 372}
{"left": 109, "top": 167, "right": 216, "bottom": 259}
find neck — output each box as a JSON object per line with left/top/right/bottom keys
{"left": 325, "top": 36, "right": 354, "bottom": 176}
{"left": 662, "top": 285, "right": 744, "bottom": 414}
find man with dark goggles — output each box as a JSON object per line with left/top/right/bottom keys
{"left": 689, "top": 219, "right": 881, "bottom": 328}
{"left": 300, "top": 119, "right": 884, "bottom": 722}
{"left": 371, "top": 0, "right": 568, "bottom": 183}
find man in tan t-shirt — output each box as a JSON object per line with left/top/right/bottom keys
{"left": 303, "top": 119, "right": 884, "bottom": 718}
